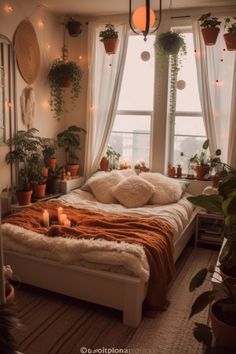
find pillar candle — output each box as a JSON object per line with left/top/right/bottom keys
{"left": 43, "top": 210, "right": 50, "bottom": 227}
{"left": 59, "top": 213, "right": 67, "bottom": 225}
{"left": 57, "top": 207, "right": 63, "bottom": 221}
{"left": 64, "top": 219, "right": 71, "bottom": 227}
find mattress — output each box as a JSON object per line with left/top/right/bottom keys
{"left": 2, "top": 190, "right": 194, "bottom": 281}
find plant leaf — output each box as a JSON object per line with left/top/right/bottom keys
{"left": 193, "top": 323, "right": 213, "bottom": 348}
{"left": 189, "top": 291, "right": 217, "bottom": 318}
{"left": 202, "top": 139, "right": 209, "bottom": 150}
{"left": 188, "top": 195, "right": 223, "bottom": 213}
{"left": 189, "top": 268, "right": 208, "bottom": 292}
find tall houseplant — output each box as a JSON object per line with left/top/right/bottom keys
{"left": 5, "top": 128, "right": 42, "bottom": 205}
{"left": 99, "top": 24, "right": 119, "bottom": 55}
{"left": 188, "top": 174, "right": 236, "bottom": 351}
{"left": 57, "top": 125, "right": 86, "bottom": 176}
{"left": 199, "top": 13, "right": 221, "bottom": 45}
{"left": 48, "top": 46, "right": 82, "bottom": 120}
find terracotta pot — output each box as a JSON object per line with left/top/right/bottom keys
{"left": 102, "top": 38, "right": 119, "bottom": 55}
{"left": 16, "top": 190, "right": 32, "bottom": 206}
{"left": 66, "top": 20, "right": 82, "bottom": 37}
{"left": 42, "top": 167, "right": 48, "bottom": 177}
{"left": 100, "top": 158, "right": 109, "bottom": 171}
{"left": 66, "top": 164, "right": 79, "bottom": 177}
{"left": 48, "top": 158, "right": 57, "bottom": 169}
{"left": 201, "top": 28, "right": 220, "bottom": 45}
{"left": 224, "top": 33, "right": 236, "bottom": 51}
{"left": 6, "top": 283, "right": 15, "bottom": 304}
{"left": 210, "top": 300, "right": 236, "bottom": 350}
{"left": 195, "top": 165, "right": 210, "bottom": 179}
{"left": 32, "top": 183, "right": 46, "bottom": 198}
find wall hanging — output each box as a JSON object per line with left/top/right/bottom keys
{"left": 14, "top": 20, "right": 40, "bottom": 84}
{"left": 20, "top": 86, "right": 35, "bottom": 129}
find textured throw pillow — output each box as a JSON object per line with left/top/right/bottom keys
{"left": 88, "top": 171, "right": 124, "bottom": 203}
{"left": 117, "top": 169, "right": 136, "bottom": 177}
{"left": 112, "top": 175, "right": 155, "bottom": 208}
{"left": 140, "top": 172, "right": 183, "bottom": 205}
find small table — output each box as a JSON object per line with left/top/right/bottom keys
{"left": 195, "top": 210, "right": 224, "bottom": 247}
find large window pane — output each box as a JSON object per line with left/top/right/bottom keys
{"left": 118, "top": 35, "right": 155, "bottom": 111}
{"left": 109, "top": 115, "right": 151, "bottom": 166}
{"left": 175, "top": 116, "right": 205, "bottom": 136}
{"left": 176, "top": 32, "right": 201, "bottom": 112}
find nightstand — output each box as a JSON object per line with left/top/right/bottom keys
{"left": 195, "top": 210, "right": 224, "bottom": 247}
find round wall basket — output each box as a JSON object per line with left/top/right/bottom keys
{"left": 14, "top": 20, "right": 40, "bottom": 84}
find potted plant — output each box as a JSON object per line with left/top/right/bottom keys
{"left": 28, "top": 158, "right": 47, "bottom": 199}
{"left": 99, "top": 24, "right": 119, "bottom": 55}
{"left": 100, "top": 145, "right": 120, "bottom": 171}
{"left": 48, "top": 46, "right": 83, "bottom": 120}
{"left": 5, "top": 128, "right": 42, "bottom": 205}
{"left": 46, "top": 166, "right": 62, "bottom": 194}
{"left": 189, "top": 266, "right": 236, "bottom": 351}
{"left": 181, "top": 139, "right": 221, "bottom": 179}
{"left": 188, "top": 174, "right": 236, "bottom": 351}
{"left": 41, "top": 138, "right": 57, "bottom": 170}
{"left": 198, "top": 13, "right": 221, "bottom": 45}
{"left": 57, "top": 125, "right": 86, "bottom": 176}
{"left": 154, "top": 31, "right": 186, "bottom": 57}
{"left": 224, "top": 17, "right": 236, "bottom": 51}
{"left": 65, "top": 17, "right": 82, "bottom": 37}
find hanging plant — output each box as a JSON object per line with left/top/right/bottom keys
{"left": 99, "top": 24, "right": 119, "bottom": 55}
{"left": 48, "top": 46, "right": 82, "bottom": 120}
{"left": 198, "top": 13, "right": 221, "bottom": 46}
{"left": 155, "top": 31, "right": 186, "bottom": 139}
{"left": 224, "top": 17, "right": 236, "bottom": 51}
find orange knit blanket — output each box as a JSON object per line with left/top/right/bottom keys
{"left": 3, "top": 200, "right": 175, "bottom": 309}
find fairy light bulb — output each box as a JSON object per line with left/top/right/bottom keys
{"left": 4, "top": 3, "right": 13, "bottom": 15}
{"left": 37, "top": 19, "right": 44, "bottom": 28}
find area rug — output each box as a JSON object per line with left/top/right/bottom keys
{"left": 12, "top": 246, "right": 218, "bottom": 354}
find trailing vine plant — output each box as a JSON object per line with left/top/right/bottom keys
{"left": 154, "top": 31, "right": 186, "bottom": 148}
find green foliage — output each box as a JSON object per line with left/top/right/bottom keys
{"left": 104, "top": 145, "right": 121, "bottom": 170}
{"left": 41, "top": 138, "right": 57, "bottom": 163}
{"left": 155, "top": 31, "right": 187, "bottom": 57}
{"left": 193, "top": 323, "right": 213, "bottom": 349}
{"left": 5, "top": 128, "right": 42, "bottom": 191}
{"left": 57, "top": 125, "right": 86, "bottom": 165}
{"left": 48, "top": 47, "right": 83, "bottom": 120}
{"left": 225, "top": 17, "right": 236, "bottom": 34}
{"left": 198, "top": 13, "right": 221, "bottom": 28}
{"left": 181, "top": 139, "right": 221, "bottom": 167}
{"left": 99, "top": 24, "right": 118, "bottom": 40}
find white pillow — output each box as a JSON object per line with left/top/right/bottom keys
{"left": 140, "top": 172, "right": 182, "bottom": 205}
{"left": 117, "top": 169, "right": 136, "bottom": 177}
{"left": 88, "top": 171, "right": 124, "bottom": 204}
{"left": 112, "top": 175, "right": 155, "bottom": 208}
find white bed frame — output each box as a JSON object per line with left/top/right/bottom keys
{"left": 4, "top": 210, "right": 197, "bottom": 327}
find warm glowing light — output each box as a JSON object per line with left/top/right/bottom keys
{"left": 46, "top": 44, "right": 51, "bottom": 50}
{"left": 194, "top": 50, "right": 201, "bottom": 58}
{"left": 42, "top": 100, "right": 49, "bottom": 110}
{"left": 4, "top": 3, "right": 13, "bottom": 14}
{"left": 78, "top": 55, "right": 83, "bottom": 60}
{"left": 5, "top": 100, "right": 11, "bottom": 109}
{"left": 215, "top": 80, "right": 224, "bottom": 87}
{"left": 37, "top": 19, "right": 44, "bottom": 28}
{"left": 90, "top": 105, "right": 96, "bottom": 112}
{"left": 132, "top": 6, "right": 155, "bottom": 31}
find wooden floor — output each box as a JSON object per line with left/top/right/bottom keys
{"left": 10, "top": 246, "right": 218, "bottom": 354}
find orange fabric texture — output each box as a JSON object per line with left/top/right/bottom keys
{"left": 3, "top": 200, "right": 175, "bottom": 309}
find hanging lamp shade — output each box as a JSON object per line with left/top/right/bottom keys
{"left": 129, "top": 0, "right": 162, "bottom": 41}
{"left": 132, "top": 6, "right": 155, "bottom": 31}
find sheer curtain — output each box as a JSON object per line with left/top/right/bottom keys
{"left": 84, "top": 22, "right": 129, "bottom": 178}
{"left": 192, "top": 17, "right": 236, "bottom": 165}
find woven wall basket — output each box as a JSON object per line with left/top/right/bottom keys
{"left": 14, "top": 20, "right": 40, "bottom": 84}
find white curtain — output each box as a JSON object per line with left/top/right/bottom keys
{"left": 192, "top": 17, "right": 236, "bottom": 165}
{"left": 84, "top": 22, "right": 129, "bottom": 178}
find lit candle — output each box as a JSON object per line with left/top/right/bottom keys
{"left": 57, "top": 207, "right": 63, "bottom": 221}
{"left": 43, "top": 210, "right": 50, "bottom": 227}
{"left": 64, "top": 219, "right": 71, "bottom": 227}
{"left": 59, "top": 213, "right": 67, "bottom": 225}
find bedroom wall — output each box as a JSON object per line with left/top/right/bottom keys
{"left": 0, "top": 0, "right": 72, "bottom": 195}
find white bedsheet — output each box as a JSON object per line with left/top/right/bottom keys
{"left": 2, "top": 190, "right": 194, "bottom": 281}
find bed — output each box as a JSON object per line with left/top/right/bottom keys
{"left": 2, "top": 171, "right": 197, "bottom": 327}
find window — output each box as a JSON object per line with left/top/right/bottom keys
{"left": 108, "top": 34, "right": 155, "bottom": 167}
{"left": 171, "top": 29, "right": 206, "bottom": 173}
